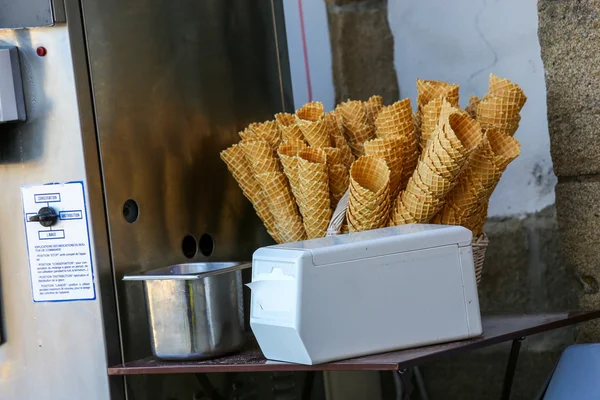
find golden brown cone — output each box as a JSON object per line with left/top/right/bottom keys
{"left": 278, "top": 140, "right": 309, "bottom": 206}
{"left": 390, "top": 197, "right": 419, "bottom": 225}
{"left": 339, "top": 144, "right": 356, "bottom": 169}
{"left": 488, "top": 73, "right": 527, "bottom": 109}
{"left": 337, "top": 100, "right": 376, "bottom": 157}
{"left": 256, "top": 171, "right": 306, "bottom": 243}
{"left": 324, "top": 111, "right": 346, "bottom": 144}
{"left": 476, "top": 96, "right": 523, "bottom": 136}
{"left": 323, "top": 147, "right": 343, "bottom": 166}
{"left": 420, "top": 97, "right": 445, "bottom": 150}
{"left": 364, "top": 135, "right": 404, "bottom": 198}
{"left": 401, "top": 133, "right": 420, "bottom": 191}
{"left": 296, "top": 148, "right": 331, "bottom": 239}
{"left": 275, "top": 112, "right": 305, "bottom": 143}
{"left": 391, "top": 106, "right": 482, "bottom": 225}
{"left": 347, "top": 156, "right": 391, "bottom": 232}
{"left": 373, "top": 99, "right": 418, "bottom": 191}
{"left": 375, "top": 99, "right": 413, "bottom": 138}
{"left": 239, "top": 127, "right": 255, "bottom": 141}
{"left": 465, "top": 96, "right": 481, "bottom": 120}
{"left": 248, "top": 120, "right": 281, "bottom": 149}
{"left": 434, "top": 129, "right": 520, "bottom": 228}
{"left": 440, "top": 101, "right": 484, "bottom": 156}
{"left": 337, "top": 100, "right": 370, "bottom": 129}
{"left": 364, "top": 95, "right": 384, "bottom": 123}
{"left": 328, "top": 163, "right": 349, "bottom": 210}
{"left": 416, "top": 79, "right": 460, "bottom": 111}
{"left": 240, "top": 139, "right": 281, "bottom": 176}
{"left": 220, "top": 145, "right": 281, "bottom": 242}
{"left": 296, "top": 102, "right": 331, "bottom": 148}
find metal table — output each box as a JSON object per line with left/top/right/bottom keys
{"left": 109, "top": 311, "right": 600, "bottom": 399}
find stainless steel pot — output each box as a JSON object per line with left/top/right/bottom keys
{"left": 123, "top": 262, "right": 251, "bottom": 360}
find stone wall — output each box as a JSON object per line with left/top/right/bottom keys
{"left": 325, "top": 0, "right": 399, "bottom": 104}
{"left": 538, "top": 0, "right": 600, "bottom": 341}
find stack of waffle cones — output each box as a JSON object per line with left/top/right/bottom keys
{"left": 221, "top": 73, "right": 525, "bottom": 245}
{"left": 391, "top": 101, "right": 483, "bottom": 225}
{"left": 337, "top": 100, "right": 376, "bottom": 157}
{"left": 375, "top": 99, "right": 419, "bottom": 191}
{"left": 239, "top": 139, "right": 306, "bottom": 243}
{"left": 347, "top": 156, "right": 391, "bottom": 232}
{"left": 431, "top": 128, "right": 520, "bottom": 234}
{"left": 476, "top": 74, "right": 527, "bottom": 136}
{"left": 415, "top": 79, "right": 460, "bottom": 151}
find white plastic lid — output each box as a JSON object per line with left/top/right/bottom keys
{"left": 271, "top": 225, "right": 472, "bottom": 266}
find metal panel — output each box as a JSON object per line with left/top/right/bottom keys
{"left": 0, "top": 0, "right": 59, "bottom": 29}
{"left": 79, "top": 0, "right": 292, "bottom": 397}
{"left": 0, "top": 26, "right": 114, "bottom": 399}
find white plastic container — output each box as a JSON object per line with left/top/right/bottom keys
{"left": 249, "top": 224, "right": 482, "bottom": 365}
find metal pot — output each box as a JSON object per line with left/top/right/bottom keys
{"left": 123, "top": 262, "right": 251, "bottom": 360}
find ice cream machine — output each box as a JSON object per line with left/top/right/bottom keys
{"left": 0, "top": 0, "right": 292, "bottom": 398}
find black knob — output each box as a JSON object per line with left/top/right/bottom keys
{"left": 29, "top": 207, "right": 58, "bottom": 227}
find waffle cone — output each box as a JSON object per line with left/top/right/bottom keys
{"left": 339, "top": 144, "right": 356, "bottom": 169}
{"left": 365, "top": 95, "right": 384, "bottom": 123}
{"left": 275, "top": 112, "right": 305, "bottom": 143}
{"left": 477, "top": 96, "right": 522, "bottom": 136}
{"left": 345, "top": 123, "right": 376, "bottom": 157}
{"left": 416, "top": 79, "right": 460, "bottom": 111}
{"left": 278, "top": 141, "right": 308, "bottom": 205}
{"left": 413, "top": 111, "right": 422, "bottom": 139}
{"left": 390, "top": 197, "right": 419, "bottom": 225}
{"left": 364, "top": 135, "right": 404, "bottom": 197}
{"left": 401, "top": 133, "right": 420, "bottom": 191}
{"left": 248, "top": 120, "right": 281, "bottom": 149}
{"left": 239, "top": 127, "right": 255, "bottom": 142}
{"left": 337, "top": 100, "right": 370, "bottom": 129}
{"left": 256, "top": 171, "right": 306, "bottom": 243}
{"left": 465, "top": 95, "right": 481, "bottom": 120}
{"left": 441, "top": 103, "right": 483, "bottom": 157}
{"left": 297, "top": 148, "right": 331, "bottom": 239}
{"left": 328, "top": 163, "right": 349, "bottom": 210}
{"left": 375, "top": 99, "right": 413, "bottom": 138}
{"left": 420, "top": 97, "right": 445, "bottom": 149}
{"left": 434, "top": 129, "right": 520, "bottom": 228}
{"left": 296, "top": 102, "right": 331, "bottom": 148}
{"left": 487, "top": 128, "right": 521, "bottom": 169}
{"left": 415, "top": 160, "right": 455, "bottom": 195}
{"left": 220, "top": 145, "right": 280, "bottom": 240}
{"left": 488, "top": 74, "right": 527, "bottom": 109}
{"left": 240, "top": 139, "right": 281, "bottom": 175}
{"left": 398, "top": 190, "right": 444, "bottom": 223}
{"left": 347, "top": 156, "right": 391, "bottom": 231}
{"left": 323, "top": 147, "right": 343, "bottom": 165}
{"left": 325, "top": 111, "right": 347, "bottom": 146}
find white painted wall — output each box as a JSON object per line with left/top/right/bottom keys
{"left": 283, "top": 0, "right": 555, "bottom": 217}
{"left": 282, "top": 0, "right": 336, "bottom": 111}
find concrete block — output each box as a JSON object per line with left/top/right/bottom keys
{"left": 479, "top": 206, "right": 579, "bottom": 313}
{"left": 538, "top": 0, "right": 600, "bottom": 176}
{"left": 327, "top": 7, "right": 399, "bottom": 104}
{"left": 555, "top": 181, "right": 600, "bottom": 340}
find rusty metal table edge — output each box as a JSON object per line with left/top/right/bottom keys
{"left": 108, "top": 310, "right": 600, "bottom": 375}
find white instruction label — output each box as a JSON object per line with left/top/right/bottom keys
{"left": 21, "top": 181, "right": 96, "bottom": 302}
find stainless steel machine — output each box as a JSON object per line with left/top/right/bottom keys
{"left": 0, "top": 1, "right": 293, "bottom": 398}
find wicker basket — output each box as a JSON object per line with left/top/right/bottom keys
{"left": 327, "top": 190, "right": 489, "bottom": 287}
{"left": 472, "top": 233, "right": 489, "bottom": 286}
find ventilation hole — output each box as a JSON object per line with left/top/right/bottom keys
{"left": 181, "top": 235, "right": 197, "bottom": 259}
{"left": 122, "top": 199, "right": 139, "bottom": 223}
{"left": 199, "top": 233, "right": 214, "bottom": 257}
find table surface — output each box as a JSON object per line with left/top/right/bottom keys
{"left": 108, "top": 310, "right": 600, "bottom": 375}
